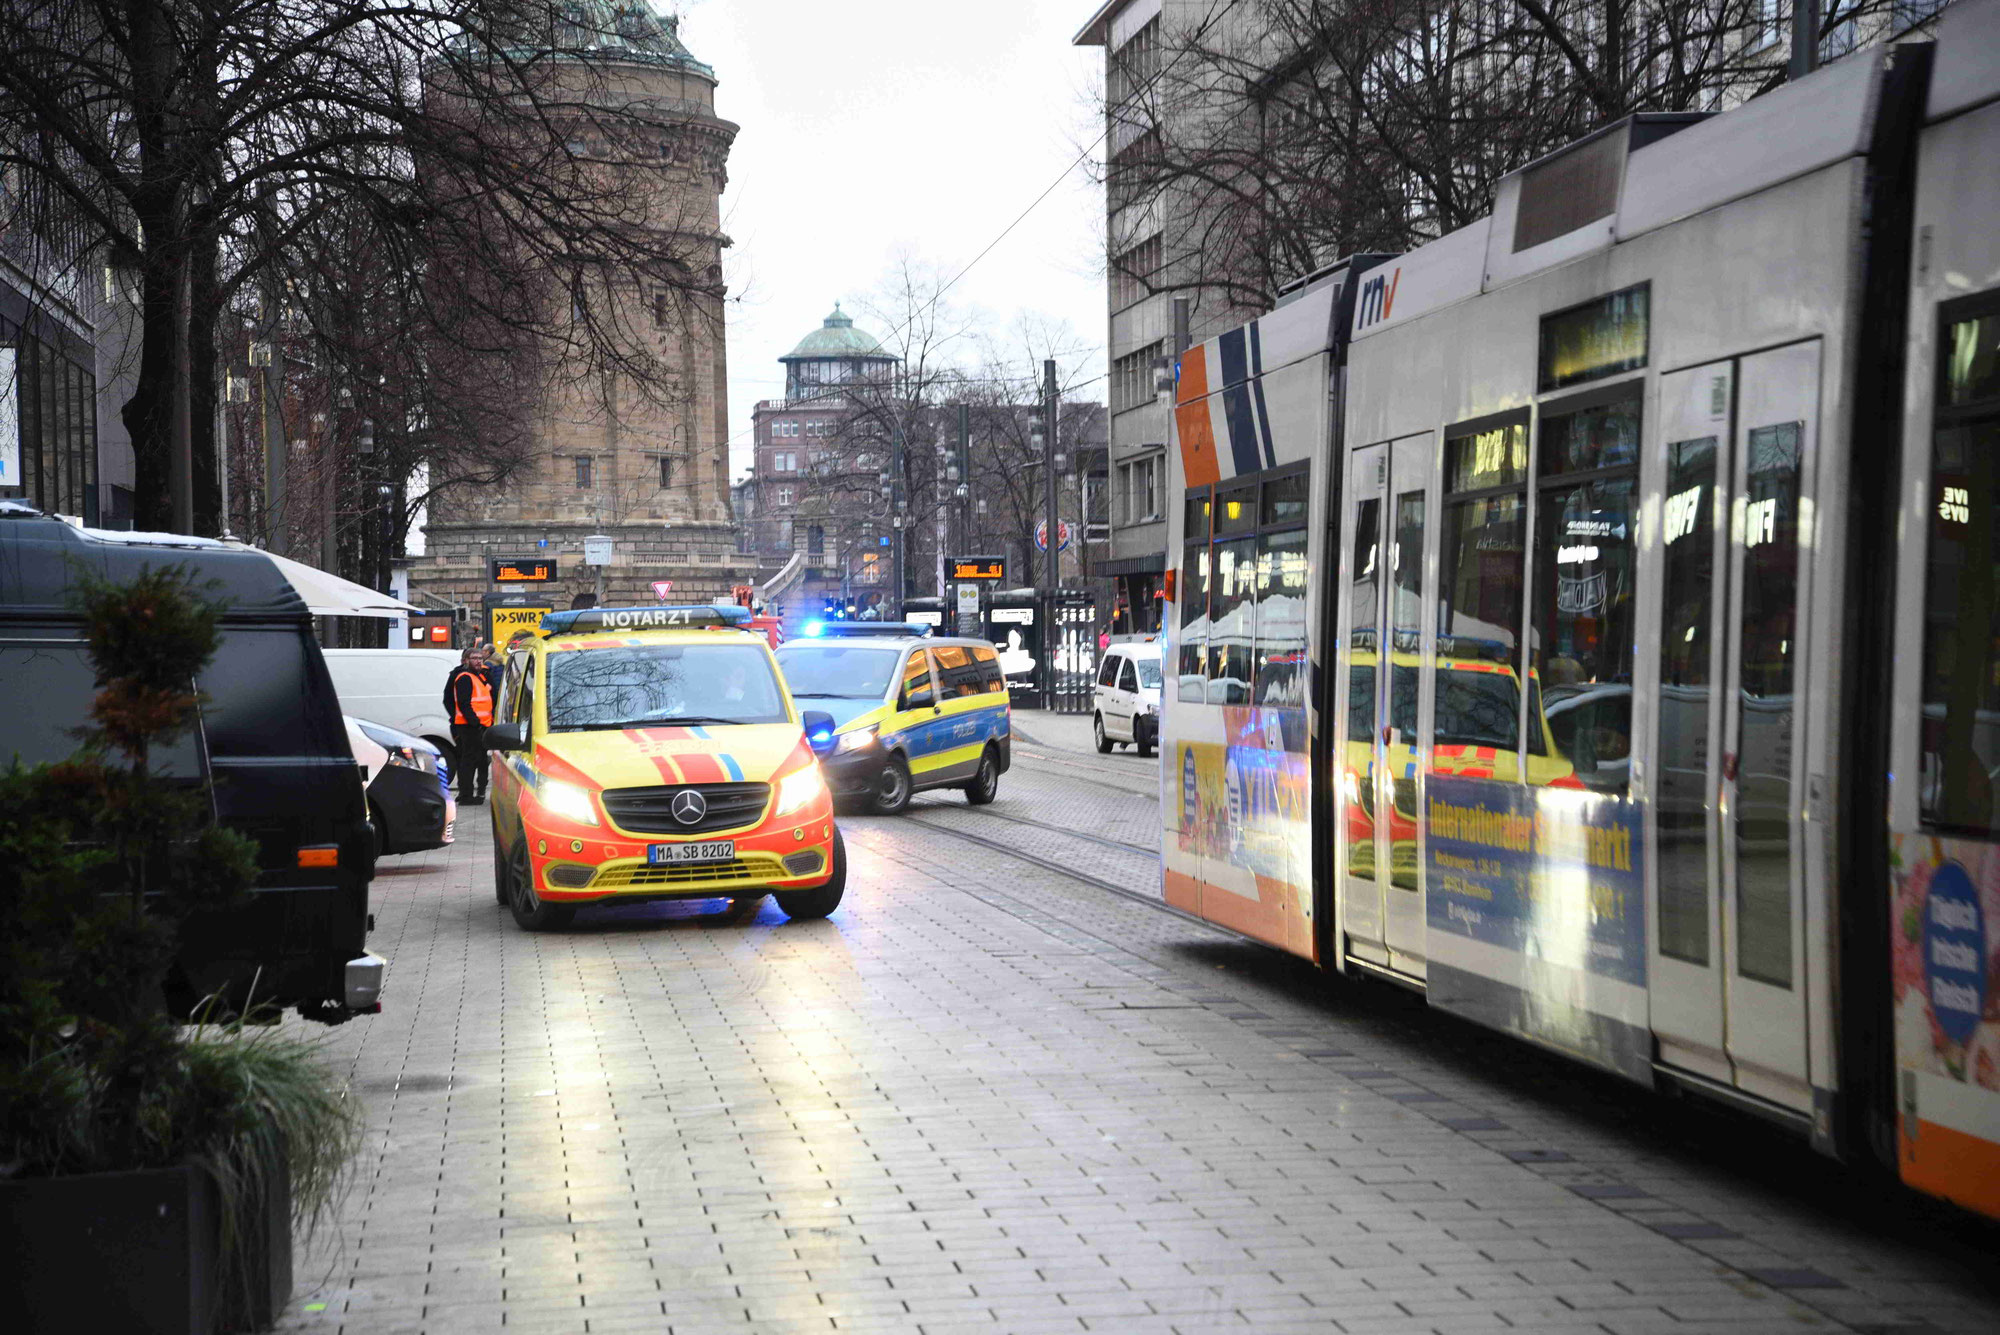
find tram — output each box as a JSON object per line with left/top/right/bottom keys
{"left": 1156, "top": 1, "right": 2000, "bottom": 1218}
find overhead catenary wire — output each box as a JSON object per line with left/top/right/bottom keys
{"left": 725, "top": 1, "right": 1241, "bottom": 460}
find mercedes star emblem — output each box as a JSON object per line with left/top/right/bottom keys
{"left": 671, "top": 789, "right": 708, "bottom": 826}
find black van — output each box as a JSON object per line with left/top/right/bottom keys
{"left": 0, "top": 507, "right": 384, "bottom": 1022}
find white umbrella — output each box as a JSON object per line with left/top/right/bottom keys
{"left": 228, "top": 543, "right": 422, "bottom": 619}
{"left": 69, "top": 520, "right": 422, "bottom": 619}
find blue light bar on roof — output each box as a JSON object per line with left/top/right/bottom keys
{"left": 803, "top": 621, "right": 931, "bottom": 639}
{"left": 541, "top": 604, "right": 752, "bottom": 636}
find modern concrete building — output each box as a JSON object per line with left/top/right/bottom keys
{"left": 1074, "top": 0, "right": 1259, "bottom": 634}
{"left": 410, "top": 4, "right": 755, "bottom": 613}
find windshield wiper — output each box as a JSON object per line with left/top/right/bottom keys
{"left": 789, "top": 692, "right": 864, "bottom": 699}
{"left": 599, "top": 715, "right": 742, "bottom": 728}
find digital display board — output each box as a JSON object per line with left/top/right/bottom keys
{"left": 950, "top": 556, "right": 1006, "bottom": 581}
{"left": 490, "top": 558, "right": 557, "bottom": 584}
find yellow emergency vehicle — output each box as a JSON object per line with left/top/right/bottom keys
{"left": 484, "top": 604, "right": 843, "bottom": 930}
{"left": 774, "top": 622, "right": 1011, "bottom": 814}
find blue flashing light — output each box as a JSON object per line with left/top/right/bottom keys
{"left": 806, "top": 621, "right": 931, "bottom": 639}
{"left": 804, "top": 619, "right": 827, "bottom": 638}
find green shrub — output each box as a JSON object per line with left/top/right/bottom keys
{"left": 0, "top": 566, "right": 359, "bottom": 1329}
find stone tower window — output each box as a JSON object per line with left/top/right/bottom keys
{"left": 658, "top": 455, "right": 673, "bottom": 488}
{"left": 574, "top": 456, "right": 594, "bottom": 488}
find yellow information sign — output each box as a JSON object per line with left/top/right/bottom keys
{"left": 488, "top": 604, "right": 552, "bottom": 646}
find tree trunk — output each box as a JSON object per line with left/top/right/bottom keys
{"left": 190, "top": 236, "right": 222, "bottom": 534}
{"left": 122, "top": 245, "right": 181, "bottom": 531}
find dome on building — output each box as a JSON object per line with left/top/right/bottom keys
{"left": 780, "top": 303, "right": 896, "bottom": 363}
{"left": 507, "top": 2, "right": 715, "bottom": 77}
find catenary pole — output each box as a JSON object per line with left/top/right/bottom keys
{"left": 1043, "top": 358, "right": 1059, "bottom": 595}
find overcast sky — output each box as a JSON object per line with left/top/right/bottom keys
{"left": 677, "top": 1, "right": 1108, "bottom": 481}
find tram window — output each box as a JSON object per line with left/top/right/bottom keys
{"left": 1657, "top": 437, "right": 1719, "bottom": 965}
{"left": 1185, "top": 491, "right": 1212, "bottom": 543}
{"left": 1446, "top": 423, "right": 1527, "bottom": 491}
{"left": 1350, "top": 491, "right": 1382, "bottom": 687}
{"left": 1179, "top": 538, "right": 1210, "bottom": 703}
{"left": 1538, "top": 285, "right": 1649, "bottom": 393}
{"left": 1254, "top": 529, "right": 1308, "bottom": 706}
{"left": 1539, "top": 394, "right": 1641, "bottom": 476}
{"left": 1439, "top": 416, "right": 1536, "bottom": 775}
{"left": 1435, "top": 668, "right": 1524, "bottom": 750}
{"left": 1736, "top": 422, "right": 1803, "bottom": 989}
{"left": 1531, "top": 476, "right": 1637, "bottom": 789}
{"left": 1261, "top": 472, "right": 1309, "bottom": 526}
{"left": 1921, "top": 302, "right": 2000, "bottom": 835}
{"left": 1943, "top": 311, "right": 2000, "bottom": 408}
{"left": 1531, "top": 391, "right": 1639, "bottom": 793}
{"left": 1215, "top": 486, "right": 1256, "bottom": 535}
{"left": 1440, "top": 498, "right": 1525, "bottom": 682}
{"left": 1347, "top": 663, "right": 1374, "bottom": 744}
{"left": 1207, "top": 537, "right": 1256, "bottom": 704}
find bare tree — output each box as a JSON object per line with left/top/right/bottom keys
{"left": 1100, "top": 0, "right": 1922, "bottom": 315}
{"left": 773, "top": 262, "right": 1103, "bottom": 607}
{"left": 0, "top": 0, "right": 727, "bottom": 532}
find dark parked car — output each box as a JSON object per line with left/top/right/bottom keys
{"left": 346, "top": 715, "right": 455, "bottom": 854}
{"left": 0, "top": 506, "right": 385, "bottom": 1022}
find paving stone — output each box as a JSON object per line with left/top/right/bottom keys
{"left": 272, "top": 752, "right": 2000, "bottom": 1335}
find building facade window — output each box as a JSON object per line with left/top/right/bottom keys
{"left": 776, "top": 485, "right": 793, "bottom": 505}
{"left": 1119, "top": 455, "right": 1162, "bottom": 525}
{"left": 1111, "top": 235, "right": 1161, "bottom": 313}
{"left": 808, "top": 524, "right": 825, "bottom": 557}
{"left": 0, "top": 326, "right": 99, "bottom": 525}
{"left": 658, "top": 454, "right": 672, "bottom": 488}
{"left": 574, "top": 456, "right": 593, "bottom": 488}
{"left": 1111, "top": 341, "right": 1166, "bottom": 415}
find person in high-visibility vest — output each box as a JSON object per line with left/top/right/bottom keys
{"left": 444, "top": 646, "right": 496, "bottom": 804}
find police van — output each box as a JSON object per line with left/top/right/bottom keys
{"left": 484, "top": 604, "right": 844, "bottom": 929}
{"left": 775, "top": 623, "right": 1011, "bottom": 815}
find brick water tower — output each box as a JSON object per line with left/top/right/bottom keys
{"left": 411, "top": 3, "right": 756, "bottom": 618}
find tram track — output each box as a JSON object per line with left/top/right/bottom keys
{"left": 906, "top": 797, "right": 1159, "bottom": 856}
{"left": 1009, "top": 743, "right": 1161, "bottom": 794}
{"left": 893, "top": 807, "right": 1195, "bottom": 926}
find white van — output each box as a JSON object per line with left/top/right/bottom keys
{"left": 1093, "top": 637, "right": 1163, "bottom": 757}
{"left": 322, "top": 648, "right": 463, "bottom": 765}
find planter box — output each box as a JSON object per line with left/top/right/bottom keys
{"left": 0, "top": 1161, "right": 219, "bottom": 1335}
{"left": 0, "top": 1155, "right": 292, "bottom": 1334}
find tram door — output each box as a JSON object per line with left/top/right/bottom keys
{"left": 1337, "top": 435, "right": 1434, "bottom": 977}
{"left": 1650, "top": 343, "right": 1818, "bottom": 1110}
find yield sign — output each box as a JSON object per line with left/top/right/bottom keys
{"left": 650, "top": 580, "right": 674, "bottom": 600}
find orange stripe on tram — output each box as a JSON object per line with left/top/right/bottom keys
{"left": 1176, "top": 350, "right": 1221, "bottom": 490}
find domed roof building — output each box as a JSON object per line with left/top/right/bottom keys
{"left": 779, "top": 304, "right": 899, "bottom": 400}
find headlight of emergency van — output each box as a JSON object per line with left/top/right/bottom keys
{"left": 834, "top": 725, "right": 878, "bottom": 754}
{"left": 776, "top": 765, "right": 828, "bottom": 816}
{"left": 538, "top": 779, "right": 600, "bottom": 826}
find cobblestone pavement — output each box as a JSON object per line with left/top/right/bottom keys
{"left": 276, "top": 743, "right": 2000, "bottom": 1335}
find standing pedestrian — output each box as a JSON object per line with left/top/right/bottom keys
{"left": 444, "top": 646, "right": 495, "bottom": 805}
{"left": 481, "top": 642, "right": 505, "bottom": 696}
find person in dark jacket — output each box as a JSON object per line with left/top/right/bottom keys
{"left": 444, "top": 647, "right": 495, "bottom": 803}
